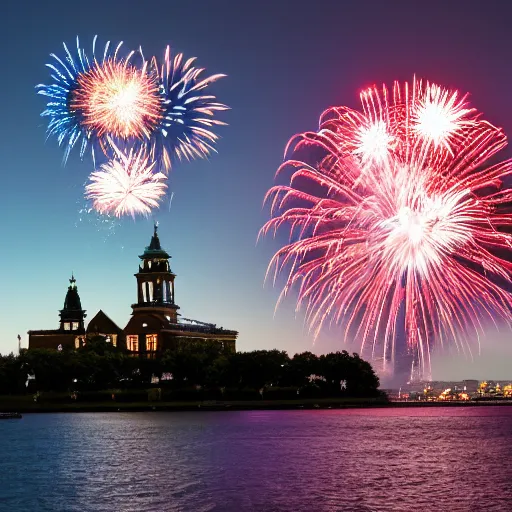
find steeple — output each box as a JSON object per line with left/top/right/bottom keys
{"left": 132, "top": 225, "right": 179, "bottom": 320}
{"left": 139, "top": 222, "right": 170, "bottom": 260}
{"left": 59, "top": 274, "right": 86, "bottom": 331}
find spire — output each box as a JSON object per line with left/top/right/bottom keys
{"left": 139, "top": 222, "right": 170, "bottom": 260}
{"left": 63, "top": 274, "right": 83, "bottom": 311}
{"left": 60, "top": 274, "right": 86, "bottom": 329}
{"left": 149, "top": 221, "right": 162, "bottom": 251}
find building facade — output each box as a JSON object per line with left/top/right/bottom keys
{"left": 28, "top": 225, "right": 238, "bottom": 354}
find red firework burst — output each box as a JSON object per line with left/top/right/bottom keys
{"left": 72, "top": 59, "right": 162, "bottom": 139}
{"left": 261, "top": 77, "right": 512, "bottom": 379}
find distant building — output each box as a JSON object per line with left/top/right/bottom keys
{"left": 28, "top": 224, "right": 238, "bottom": 354}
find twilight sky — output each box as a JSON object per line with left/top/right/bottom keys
{"left": 2, "top": 0, "right": 512, "bottom": 380}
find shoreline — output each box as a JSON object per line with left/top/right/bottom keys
{"left": 2, "top": 398, "right": 512, "bottom": 413}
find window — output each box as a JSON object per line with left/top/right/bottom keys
{"left": 148, "top": 282, "right": 154, "bottom": 301}
{"left": 146, "top": 334, "right": 157, "bottom": 352}
{"left": 111, "top": 334, "right": 117, "bottom": 348}
{"left": 75, "top": 337, "right": 80, "bottom": 349}
{"left": 72, "top": 322, "right": 79, "bottom": 331}
{"left": 127, "top": 335, "right": 139, "bottom": 352}
{"left": 142, "top": 282, "right": 147, "bottom": 302}
{"left": 63, "top": 323, "right": 71, "bottom": 331}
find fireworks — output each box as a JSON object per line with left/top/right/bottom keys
{"left": 85, "top": 142, "right": 167, "bottom": 218}
{"left": 261, "top": 78, "right": 512, "bottom": 379}
{"left": 71, "top": 59, "right": 162, "bottom": 140}
{"left": 147, "top": 46, "right": 228, "bottom": 170}
{"left": 36, "top": 36, "right": 132, "bottom": 161}
{"left": 37, "top": 37, "right": 228, "bottom": 218}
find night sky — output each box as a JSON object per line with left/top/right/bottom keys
{"left": 2, "top": 0, "right": 512, "bottom": 379}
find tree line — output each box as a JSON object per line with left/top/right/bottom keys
{"left": 0, "top": 337, "right": 381, "bottom": 401}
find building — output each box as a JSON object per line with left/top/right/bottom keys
{"left": 28, "top": 225, "right": 238, "bottom": 354}
{"left": 124, "top": 224, "right": 237, "bottom": 356}
{"left": 28, "top": 275, "right": 87, "bottom": 350}
{"left": 86, "top": 310, "right": 124, "bottom": 348}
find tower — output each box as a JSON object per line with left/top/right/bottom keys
{"left": 124, "top": 223, "right": 237, "bottom": 356}
{"left": 124, "top": 223, "right": 180, "bottom": 355}
{"left": 59, "top": 274, "right": 87, "bottom": 331}
{"left": 132, "top": 223, "right": 179, "bottom": 321}
{"left": 28, "top": 274, "right": 87, "bottom": 350}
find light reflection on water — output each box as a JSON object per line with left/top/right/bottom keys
{"left": 1, "top": 407, "right": 512, "bottom": 511}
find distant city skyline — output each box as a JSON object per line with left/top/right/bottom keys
{"left": 3, "top": 0, "right": 512, "bottom": 382}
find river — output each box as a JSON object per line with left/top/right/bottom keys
{"left": 1, "top": 407, "right": 512, "bottom": 511}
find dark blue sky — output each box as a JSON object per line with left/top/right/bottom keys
{"left": 2, "top": 0, "right": 512, "bottom": 377}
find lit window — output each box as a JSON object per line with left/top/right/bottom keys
{"left": 64, "top": 323, "right": 71, "bottom": 331}
{"left": 148, "top": 260, "right": 152, "bottom": 269}
{"left": 72, "top": 322, "right": 79, "bottom": 330}
{"left": 146, "top": 334, "right": 157, "bottom": 351}
{"left": 142, "top": 323, "right": 148, "bottom": 327}
{"left": 165, "top": 316, "right": 171, "bottom": 322}
{"left": 148, "top": 282, "right": 154, "bottom": 301}
{"left": 142, "top": 282, "right": 147, "bottom": 302}
{"left": 127, "top": 335, "right": 139, "bottom": 352}
{"left": 75, "top": 337, "right": 80, "bottom": 349}
{"left": 112, "top": 334, "right": 117, "bottom": 347}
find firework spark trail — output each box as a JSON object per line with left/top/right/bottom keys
{"left": 261, "top": 77, "right": 512, "bottom": 379}
{"left": 85, "top": 141, "right": 167, "bottom": 218}
{"left": 146, "top": 45, "right": 229, "bottom": 171}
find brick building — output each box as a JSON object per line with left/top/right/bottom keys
{"left": 28, "top": 225, "right": 238, "bottom": 354}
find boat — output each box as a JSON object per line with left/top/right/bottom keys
{"left": 0, "top": 413, "right": 22, "bottom": 419}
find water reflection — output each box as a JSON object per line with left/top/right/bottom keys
{"left": 1, "top": 408, "right": 512, "bottom": 511}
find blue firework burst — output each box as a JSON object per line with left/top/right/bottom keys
{"left": 148, "top": 46, "right": 228, "bottom": 170}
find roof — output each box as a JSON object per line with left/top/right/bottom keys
{"left": 139, "top": 223, "right": 170, "bottom": 260}
{"left": 61, "top": 275, "right": 85, "bottom": 313}
{"left": 124, "top": 312, "right": 237, "bottom": 337}
{"left": 28, "top": 329, "right": 85, "bottom": 335}
{"left": 86, "top": 310, "right": 123, "bottom": 334}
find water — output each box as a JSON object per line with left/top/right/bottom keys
{"left": 1, "top": 407, "right": 512, "bottom": 511}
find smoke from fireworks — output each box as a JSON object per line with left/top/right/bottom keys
{"left": 85, "top": 142, "right": 167, "bottom": 218}
{"left": 261, "top": 78, "right": 512, "bottom": 379}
